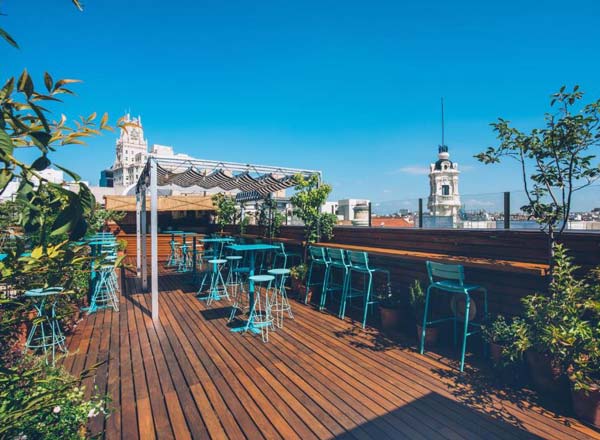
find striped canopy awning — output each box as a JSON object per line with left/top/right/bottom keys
{"left": 136, "top": 157, "right": 320, "bottom": 202}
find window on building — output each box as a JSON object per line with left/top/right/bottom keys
{"left": 442, "top": 185, "right": 450, "bottom": 196}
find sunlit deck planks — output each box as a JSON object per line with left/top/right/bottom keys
{"left": 64, "top": 265, "right": 600, "bottom": 440}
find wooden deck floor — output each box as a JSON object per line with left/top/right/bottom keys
{"left": 64, "top": 266, "right": 600, "bottom": 440}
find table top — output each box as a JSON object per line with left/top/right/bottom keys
{"left": 88, "top": 241, "right": 118, "bottom": 246}
{"left": 227, "top": 244, "right": 279, "bottom": 252}
{"left": 24, "top": 287, "right": 64, "bottom": 297}
{"left": 203, "top": 238, "right": 235, "bottom": 243}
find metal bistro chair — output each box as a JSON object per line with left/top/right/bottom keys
{"left": 419, "top": 261, "right": 488, "bottom": 372}
{"left": 340, "top": 251, "right": 390, "bottom": 329}
{"left": 305, "top": 246, "right": 330, "bottom": 305}
{"left": 272, "top": 242, "right": 302, "bottom": 269}
{"left": 320, "top": 248, "right": 351, "bottom": 312}
{"left": 267, "top": 268, "right": 293, "bottom": 328}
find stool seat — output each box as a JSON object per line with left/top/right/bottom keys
{"left": 208, "top": 259, "right": 227, "bottom": 264}
{"left": 268, "top": 268, "right": 290, "bottom": 275}
{"left": 24, "top": 287, "right": 63, "bottom": 297}
{"left": 249, "top": 275, "right": 274, "bottom": 282}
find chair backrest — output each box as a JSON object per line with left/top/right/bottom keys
{"left": 327, "top": 248, "right": 347, "bottom": 266}
{"left": 347, "top": 250, "right": 369, "bottom": 269}
{"left": 426, "top": 261, "right": 465, "bottom": 285}
{"left": 308, "top": 246, "right": 327, "bottom": 263}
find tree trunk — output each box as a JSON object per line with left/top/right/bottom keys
{"left": 548, "top": 227, "right": 555, "bottom": 282}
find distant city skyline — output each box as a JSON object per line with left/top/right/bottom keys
{"left": 4, "top": 0, "right": 600, "bottom": 207}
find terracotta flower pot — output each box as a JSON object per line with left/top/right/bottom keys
{"left": 379, "top": 305, "right": 401, "bottom": 332}
{"left": 525, "top": 351, "right": 570, "bottom": 398}
{"left": 571, "top": 386, "right": 600, "bottom": 428}
{"left": 416, "top": 324, "right": 440, "bottom": 346}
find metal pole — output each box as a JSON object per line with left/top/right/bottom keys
{"left": 368, "top": 202, "right": 372, "bottom": 227}
{"left": 141, "top": 187, "right": 147, "bottom": 290}
{"left": 504, "top": 191, "right": 510, "bottom": 230}
{"left": 136, "top": 192, "right": 141, "bottom": 277}
{"left": 418, "top": 198, "right": 423, "bottom": 228}
{"left": 150, "top": 159, "right": 159, "bottom": 321}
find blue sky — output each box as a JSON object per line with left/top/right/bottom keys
{"left": 3, "top": 0, "right": 600, "bottom": 208}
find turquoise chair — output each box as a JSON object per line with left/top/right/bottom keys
{"left": 321, "top": 248, "right": 350, "bottom": 311}
{"left": 339, "top": 251, "right": 390, "bottom": 329}
{"left": 419, "top": 261, "right": 488, "bottom": 372}
{"left": 305, "top": 246, "right": 330, "bottom": 305}
{"left": 272, "top": 242, "right": 302, "bottom": 269}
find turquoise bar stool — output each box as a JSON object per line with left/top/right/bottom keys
{"left": 419, "top": 261, "right": 488, "bottom": 372}
{"left": 24, "top": 287, "right": 67, "bottom": 365}
{"left": 89, "top": 261, "right": 120, "bottom": 313}
{"left": 166, "top": 238, "right": 178, "bottom": 267}
{"left": 321, "top": 248, "right": 350, "bottom": 311}
{"left": 247, "top": 274, "right": 275, "bottom": 342}
{"left": 305, "top": 246, "right": 330, "bottom": 305}
{"left": 267, "top": 268, "right": 293, "bottom": 328}
{"left": 202, "top": 259, "right": 230, "bottom": 306}
{"left": 340, "top": 251, "right": 390, "bottom": 329}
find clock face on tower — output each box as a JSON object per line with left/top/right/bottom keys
{"left": 130, "top": 128, "right": 139, "bottom": 141}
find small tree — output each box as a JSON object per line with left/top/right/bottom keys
{"left": 290, "top": 174, "right": 336, "bottom": 257}
{"left": 476, "top": 86, "right": 600, "bottom": 272}
{"left": 211, "top": 193, "right": 239, "bottom": 232}
{"left": 257, "top": 196, "right": 285, "bottom": 239}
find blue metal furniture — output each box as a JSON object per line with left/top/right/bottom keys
{"left": 88, "top": 259, "right": 120, "bottom": 313}
{"left": 305, "top": 246, "right": 330, "bottom": 305}
{"left": 203, "top": 258, "right": 230, "bottom": 305}
{"left": 321, "top": 248, "right": 350, "bottom": 312}
{"left": 24, "top": 287, "right": 67, "bottom": 365}
{"left": 419, "top": 261, "right": 488, "bottom": 372}
{"left": 267, "top": 268, "right": 293, "bottom": 328}
{"left": 272, "top": 242, "right": 302, "bottom": 269}
{"left": 247, "top": 274, "right": 275, "bottom": 342}
{"left": 226, "top": 243, "right": 278, "bottom": 337}
{"left": 339, "top": 251, "right": 390, "bottom": 329}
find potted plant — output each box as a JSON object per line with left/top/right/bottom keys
{"left": 409, "top": 280, "right": 439, "bottom": 345}
{"left": 117, "top": 238, "right": 127, "bottom": 257}
{"left": 376, "top": 281, "right": 402, "bottom": 332}
{"left": 482, "top": 315, "right": 514, "bottom": 365}
{"left": 289, "top": 264, "right": 310, "bottom": 301}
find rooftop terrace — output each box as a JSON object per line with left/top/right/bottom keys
{"left": 64, "top": 261, "right": 600, "bottom": 440}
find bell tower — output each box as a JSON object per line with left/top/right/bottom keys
{"left": 113, "top": 113, "right": 148, "bottom": 187}
{"left": 427, "top": 100, "right": 461, "bottom": 223}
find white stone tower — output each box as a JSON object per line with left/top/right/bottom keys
{"left": 112, "top": 114, "right": 148, "bottom": 187}
{"left": 427, "top": 144, "right": 461, "bottom": 223}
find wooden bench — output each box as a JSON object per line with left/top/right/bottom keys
{"left": 313, "top": 242, "right": 550, "bottom": 276}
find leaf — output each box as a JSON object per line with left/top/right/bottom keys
{"left": 100, "top": 112, "right": 109, "bottom": 128}
{"left": 0, "top": 27, "right": 19, "bottom": 48}
{"left": 0, "top": 128, "right": 14, "bottom": 156}
{"left": 43, "top": 72, "right": 53, "bottom": 93}
{"left": 53, "top": 78, "right": 81, "bottom": 92}
{"left": 31, "top": 155, "right": 51, "bottom": 171}
{"left": 0, "top": 169, "right": 13, "bottom": 194}
{"left": 17, "top": 69, "right": 33, "bottom": 98}
{"left": 54, "top": 164, "right": 80, "bottom": 181}
{"left": 29, "top": 131, "right": 52, "bottom": 149}
{"left": 50, "top": 204, "right": 81, "bottom": 236}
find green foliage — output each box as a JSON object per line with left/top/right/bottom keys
{"left": 475, "top": 86, "right": 600, "bottom": 267}
{"left": 117, "top": 238, "right": 127, "bottom": 252}
{"left": 481, "top": 315, "right": 516, "bottom": 345}
{"left": 289, "top": 264, "right": 308, "bottom": 283}
{"left": 86, "top": 204, "right": 125, "bottom": 234}
{"left": 257, "top": 197, "right": 284, "bottom": 239}
{"left": 0, "top": 355, "right": 108, "bottom": 440}
{"left": 290, "top": 174, "right": 335, "bottom": 244}
{"left": 504, "top": 245, "right": 600, "bottom": 390}
{"left": 239, "top": 215, "right": 250, "bottom": 235}
{"left": 211, "top": 193, "right": 239, "bottom": 232}
{"left": 408, "top": 279, "right": 425, "bottom": 317}
{"left": 376, "top": 280, "right": 399, "bottom": 308}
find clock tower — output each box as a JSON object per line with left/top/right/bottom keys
{"left": 112, "top": 114, "right": 148, "bottom": 187}
{"left": 427, "top": 144, "right": 461, "bottom": 224}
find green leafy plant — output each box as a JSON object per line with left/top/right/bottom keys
{"left": 290, "top": 174, "right": 336, "bottom": 259}
{"left": 0, "top": 355, "right": 108, "bottom": 440}
{"left": 257, "top": 197, "right": 285, "bottom": 239}
{"left": 505, "top": 244, "right": 600, "bottom": 390}
{"left": 86, "top": 204, "right": 125, "bottom": 234}
{"left": 289, "top": 264, "right": 308, "bottom": 283}
{"left": 376, "top": 280, "right": 399, "bottom": 308}
{"left": 476, "top": 86, "right": 600, "bottom": 274}
{"left": 117, "top": 238, "right": 127, "bottom": 253}
{"left": 211, "top": 193, "right": 239, "bottom": 232}
{"left": 408, "top": 279, "right": 425, "bottom": 318}
{"left": 481, "top": 315, "right": 514, "bottom": 345}
{"left": 239, "top": 215, "right": 250, "bottom": 235}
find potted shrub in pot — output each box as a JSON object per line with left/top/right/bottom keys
{"left": 290, "top": 264, "right": 310, "bottom": 301}
{"left": 482, "top": 315, "right": 515, "bottom": 365}
{"left": 376, "top": 282, "right": 402, "bottom": 333}
{"left": 410, "top": 280, "right": 439, "bottom": 345}
{"left": 117, "top": 238, "right": 127, "bottom": 257}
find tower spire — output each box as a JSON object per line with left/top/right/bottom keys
{"left": 441, "top": 97, "right": 445, "bottom": 148}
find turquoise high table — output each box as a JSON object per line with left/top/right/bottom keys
{"left": 226, "top": 243, "right": 278, "bottom": 334}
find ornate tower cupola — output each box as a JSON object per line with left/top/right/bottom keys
{"left": 112, "top": 113, "right": 148, "bottom": 187}
{"left": 427, "top": 102, "right": 461, "bottom": 224}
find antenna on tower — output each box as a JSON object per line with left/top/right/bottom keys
{"left": 441, "top": 97, "right": 445, "bottom": 147}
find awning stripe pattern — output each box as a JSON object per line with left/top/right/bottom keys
{"left": 153, "top": 164, "right": 304, "bottom": 199}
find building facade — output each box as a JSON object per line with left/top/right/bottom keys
{"left": 112, "top": 114, "right": 148, "bottom": 188}
{"left": 427, "top": 145, "right": 461, "bottom": 223}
